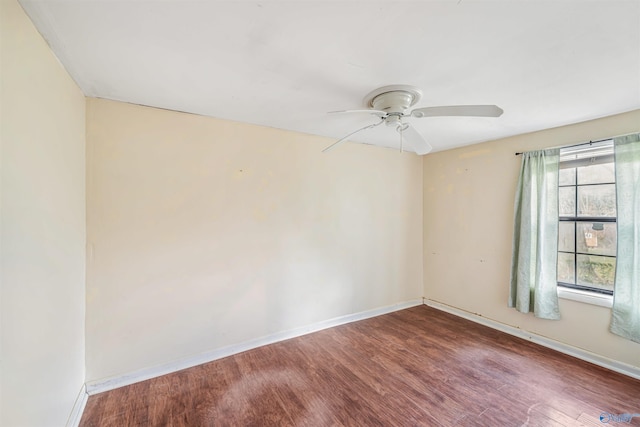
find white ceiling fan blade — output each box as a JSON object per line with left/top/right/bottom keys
{"left": 322, "top": 118, "right": 385, "bottom": 153}
{"left": 410, "top": 105, "right": 503, "bottom": 118}
{"left": 328, "top": 109, "right": 388, "bottom": 118}
{"left": 401, "top": 124, "right": 433, "bottom": 155}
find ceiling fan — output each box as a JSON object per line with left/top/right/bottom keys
{"left": 323, "top": 85, "right": 504, "bottom": 155}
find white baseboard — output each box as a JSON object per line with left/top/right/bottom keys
{"left": 86, "top": 299, "right": 423, "bottom": 395}
{"left": 424, "top": 298, "right": 640, "bottom": 380}
{"left": 66, "top": 383, "right": 88, "bottom": 427}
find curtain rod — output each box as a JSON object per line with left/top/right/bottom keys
{"left": 514, "top": 136, "right": 615, "bottom": 156}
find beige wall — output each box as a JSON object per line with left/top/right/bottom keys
{"left": 423, "top": 109, "right": 640, "bottom": 368}
{"left": 0, "top": 0, "right": 87, "bottom": 425}
{"left": 85, "top": 98, "right": 423, "bottom": 382}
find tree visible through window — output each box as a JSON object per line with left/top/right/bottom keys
{"left": 558, "top": 141, "right": 616, "bottom": 295}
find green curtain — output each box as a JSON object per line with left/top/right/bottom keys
{"left": 509, "top": 148, "right": 561, "bottom": 320}
{"left": 610, "top": 133, "right": 640, "bottom": 343}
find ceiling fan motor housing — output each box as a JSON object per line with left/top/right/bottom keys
{"left": 364, "top": 85, "right": 423, "bottom": 127}
{"left": 365, "top": 85, "right": 423, "bottom": 114}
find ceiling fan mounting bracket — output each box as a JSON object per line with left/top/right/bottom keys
{"left": 364, "top": 85, "right": 423, "bottom": 114}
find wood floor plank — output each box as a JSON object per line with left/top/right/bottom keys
{"left": 528, "top": 404, "right": 588, "bottom": 426}
{"left": 80, "top": 306, "right": 640, "bottom": 426}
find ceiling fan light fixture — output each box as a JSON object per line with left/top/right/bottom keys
{"left": 385, "top": 114, "right": 402, "bottom": 127}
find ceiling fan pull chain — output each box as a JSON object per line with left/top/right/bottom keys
{"left": 396, "top": 122, "right": 409, "bottom": 154}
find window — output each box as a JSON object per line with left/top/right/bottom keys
{"left": 557, "top": 140, "right": 616, "bottom": 295}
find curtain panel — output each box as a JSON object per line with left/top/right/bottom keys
{"left": 510, "top": 148, "right": 561, "bottom": 320}
{"left": 610, "top": 133, "right": 640, "bottom": 343}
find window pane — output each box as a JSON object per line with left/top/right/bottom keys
{"left": 577, "top": 254, "right": 615, "bottom": 292}
{"left": 559, "top": 187, "right": 576, "bottom": 217}
{"left": 577, "top": 184, "right": 616, "bottom": 217}
{"left": 559, "top": 168, "right": 576, "bottom": 186}
{"left": 558, "top": 221, "right": 575, "bottom": 252}
{"left": 576, "top": 222, "right": 617, "bottom": 256}
{"left": 558, "top": 252, "right": 575, "bottom": 284}
{"left": 577, "top": 163, "right": 615, "bottom": 185}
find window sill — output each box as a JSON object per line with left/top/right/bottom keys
{"left": 558, "top": 287, "right": 613, "bottom": 308}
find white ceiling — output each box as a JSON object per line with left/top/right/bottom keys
{"left": 19, "top": 0, "right": 640, "bottom": 154}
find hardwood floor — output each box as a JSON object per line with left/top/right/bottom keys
{"left": 80, "top": 306, "right": 640, "bottom": 426}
